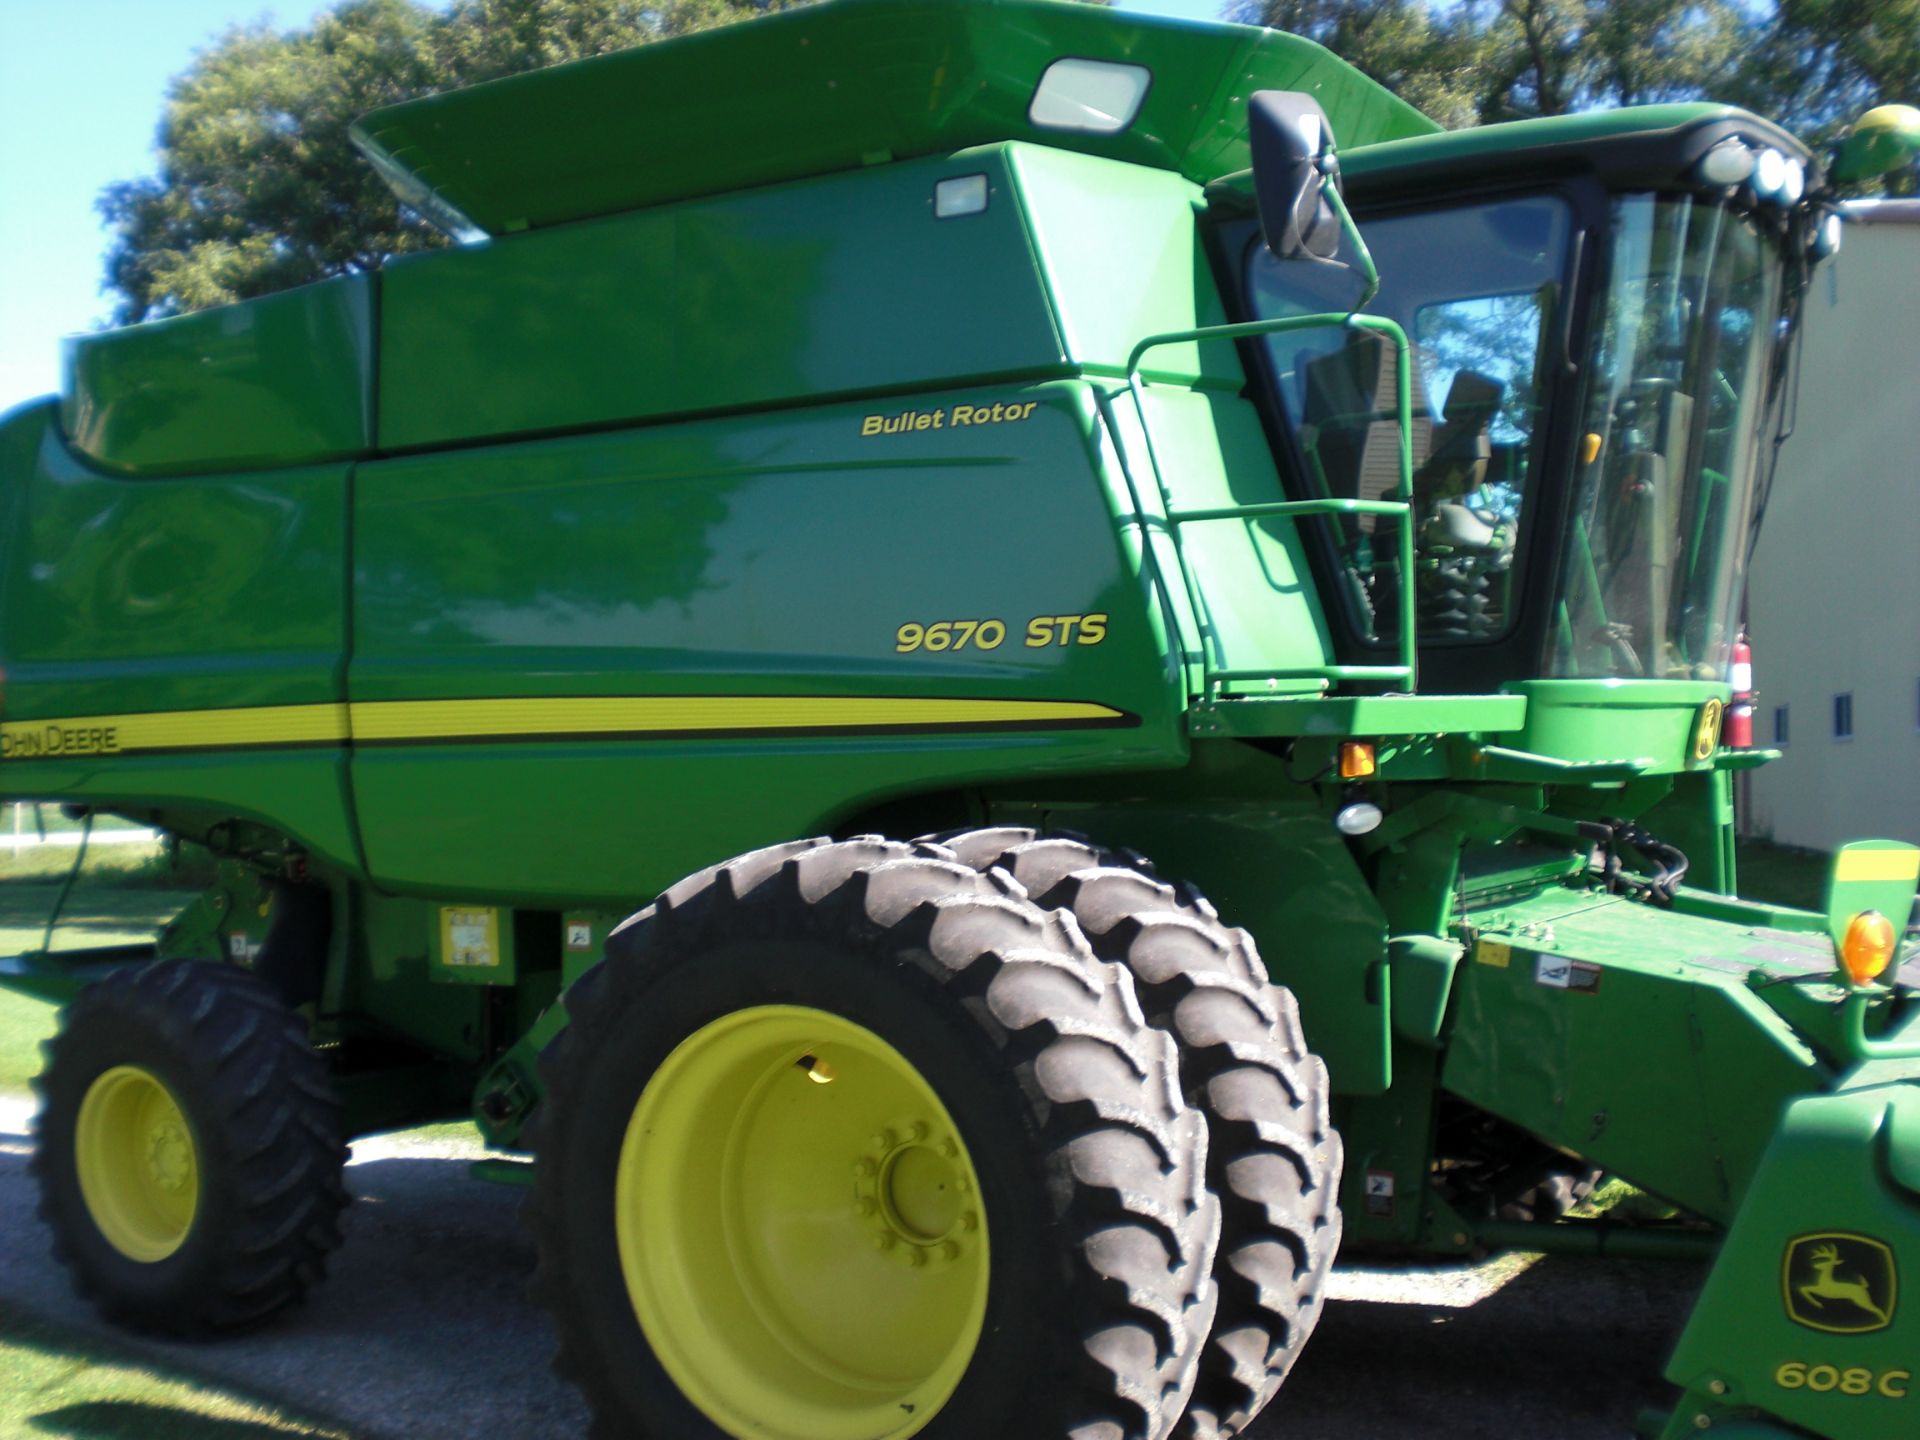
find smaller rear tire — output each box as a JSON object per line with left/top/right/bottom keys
{"left": 32, "top": 959, "right": 348, "bottom": 1335}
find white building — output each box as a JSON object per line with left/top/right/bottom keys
{"left": 1744, "top": 200, "right": 1920, "bottom": 850}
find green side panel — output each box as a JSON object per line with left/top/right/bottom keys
{"left": 348, "top": 381, "right": 1185, "bottom": 905}
{"left": 1666, "top": 1078, "right": 1920, "bottom": 1440}
{"left": 1446, "top": 890, "right": 1836, "bottom": 1222}
{"left": 1505, "top": 678, "right": 1728, "bottom": 773}
{"left": 1008, "top": 147, "right": 1239, "bottom": 387}
{"left": 1108, "top": 386, "right": 1334, "bottom": 696}
{"left": 0, "top": 404, "right": 358, "bottom": 871}
{"left": 350, "top": 891, "right": 491, "bottom": 1066}
{"left": 995, "top": 744, "right": 1394, "bottom": 1095}
{"left": 349, "top": 0, "right": 1436, "bottom": 239}
{"left": 60, "top": 276, "right": 375, "bottom": 476}
{"left": 377, "top": 152, "right": 1062, "bottom": 451}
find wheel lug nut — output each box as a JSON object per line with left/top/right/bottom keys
{"left": 875, "top": 1234, "right": 896, "bottom": 1252}
{"left": 908, "top": 1248, "right": 928, "bottom": 1268}
{"left": 854, "top": 1158, "right": 876, "bottom": 1177}
{"left": 855, "top": 1198, "right": 877, "bottom": 1217}
{"left": 939, "top": 1241, "right": 960, "bottom": 1261}
{"left": 909, "top": 1122, "right": 929, "bottom": 1141}
{"left": 873, "top": 1129, "right": 895, "bottom": 1150}
{"left": 938, "top": 1139, "right": 958, "bottom": 1158}
{"left": 960, "top": 1211, "right": 979, "bottom": 1232}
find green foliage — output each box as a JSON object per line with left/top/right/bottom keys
{"left": 1226, "top": 2, "right": 1487, "bottom": 128}
{"left": 1228, "top": 0, "right": 1920, "bottom": 186}
{"left": 101, "top": 0, "right": 818, "bottom": 322}
{"left": 1229, "top": 1, "right": 1742, "bottom": 127}
{"left": 1731, "top": 1, "right": 1920, "bottom": 189}
{"left": 1467, "top": 0, "right": 1745, "bottom": 124}
{"left": 99, "top": 0, "right": 1920, "bottom": 321}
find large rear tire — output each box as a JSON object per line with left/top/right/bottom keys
{"left": 929, "top": 830, "right": 1342, "bottom": 1440}
{"left": 525, "top": 838, "right": 1220, "bottom": 1440}
{"left": 32, "top": 959, "right": 348, "bottom": 1335}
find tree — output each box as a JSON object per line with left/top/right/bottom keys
{"left": 1731, "top": 2, "right": 1920, "bottom": 161}
{"left": 1467, "top": 0, "right": 1743, "bottom": 123}
{"left": 1232, "top": 0, "right": 1747, "bottom": 128}
{"left": 102, "top": 0, "right": 814, "bottom": 323}
{"left": 1226, "top": 2, "right": 1488, "bottom": 128}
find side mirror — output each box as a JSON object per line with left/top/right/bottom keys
{"left": 1250, "top": 90, "right": 1342, "bottom": 261}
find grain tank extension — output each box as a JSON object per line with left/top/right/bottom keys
{"left": 4, "top": 3, "right": 1919, "bottom": 1437}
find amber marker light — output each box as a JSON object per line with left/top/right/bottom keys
{"left": 1840, "top": 910, "right": 1897, "bottom": 986}
{"left": 1339, "top": 742, "right": 1377, "bottom": 780}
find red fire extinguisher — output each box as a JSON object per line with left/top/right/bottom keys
{"left": 1727, "top": 629, "right": 1754, "bottom": 749}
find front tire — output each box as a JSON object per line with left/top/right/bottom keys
{"left": 526, "top": 838, "right": 1220, "bottom": 1440}
{"left": 32, "top": 959, "right": 348, "bottom": 1335}
{"left": 930, "top": 830, "right": 1343, "bottom": 1440}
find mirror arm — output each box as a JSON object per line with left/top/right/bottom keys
{"left": 1322, "top": 176, "right": 1379, "bottom": 314}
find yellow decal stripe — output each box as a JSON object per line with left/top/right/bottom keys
{"left": 1, "top": 696, "right": 1130, "bottom": 758}
{"left": 1835, "top": 848, "right": 1920, "bottom": 884}
{"left": 349, "top": 696, "right": 1125, "bottom": 741}
{"left": 0, "top": 704, "right": 349, "bottom": 760}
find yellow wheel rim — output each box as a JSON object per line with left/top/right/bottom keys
{"left": 617, "top": 1005, "right": 989, "bottom": 1440}
{"left": 74, "top": 1065, "right": 200, "bottom": 1263}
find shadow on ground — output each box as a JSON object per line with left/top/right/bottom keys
{"left": 1, "top": 1104, "right": 1704, "bottom": 1440}
{"left": 1268, "top": 1252, "right": 1704, "bottom": 1438}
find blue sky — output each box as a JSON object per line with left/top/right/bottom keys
{"left": 0, "top": 0, "right": 1229, "bottom": 416}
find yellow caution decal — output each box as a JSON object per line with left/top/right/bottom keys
{"left": 1834, "top": 849, "right": 1920, "bottom": 884}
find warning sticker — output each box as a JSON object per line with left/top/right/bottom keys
{"left": 1535, "top": 953, "right": 1602, "bottom": 994}
{"left": 1476, "top": 939, "right": 1512, "bottom": 969}
{"left": 565, "top": 922, "right": 593, "bottom": 950}
{"left": 1364, "top": 1169, "right": 1396, "bottom": 1217}
{"left": 443, "top": 908, "right": 500, "bottom": 968}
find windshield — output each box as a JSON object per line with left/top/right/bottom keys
{"left": 1247, "top": 196, "right": 1573, "bottom": 647}
{"left": 1551, "top": 197, "right": 1783, "bottom": 678}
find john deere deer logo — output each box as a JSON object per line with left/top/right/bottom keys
{"left": 1784, "top": 1233, "right": 1898, "bottom": 1334}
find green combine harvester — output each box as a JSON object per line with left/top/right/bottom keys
{"left": 5, "top": 2, "right": 1920, "bottom": 1436}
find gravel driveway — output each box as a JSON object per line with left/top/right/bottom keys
{"left": 0, "top": 1097, "right": 1705, "bottom": 1439}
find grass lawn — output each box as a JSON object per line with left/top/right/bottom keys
{"left": 1734, "top": 836, "right": 1830, "bottom": 914}
{"left": 0, "top": 986, "right": 59, "bottom": 1094}
{"left": 0, "top": 1311, "right": 361, "bottom": 1439}
{"left": 0, "top": 884, "right": 197, "bottom": 1095}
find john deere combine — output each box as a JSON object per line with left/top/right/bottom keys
{"left": 5, "top": 2, "right": 1918, "bottom": 1436}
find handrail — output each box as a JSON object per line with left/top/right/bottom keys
{"left": 1842, "top": 988, "right": 1920, "bottom": 1062}
{"left": 1124, "top": 309, "right": 1418, "bottom": 695}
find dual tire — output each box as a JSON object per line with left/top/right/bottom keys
{"left": 527, "top": 833, "right": 1342, "bottom": 1440}
{"left": 29, "top": 834, "right": 1341, "bottom": 1440}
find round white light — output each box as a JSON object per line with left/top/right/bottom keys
{"left": 1335, "top": 802, "right": 1385, "bottom": 837}
{"left": 1780, "top": 157, "right": 1807, "bottom": 205}
{"left": 1754, "top": 147, "right": 1788, "bottom": 199}
{"left": 1815, "top": 211, "right": 1845, "bottom": 258}
{"left": 1697, "top": 139, "right": 1755, "bottom": 187}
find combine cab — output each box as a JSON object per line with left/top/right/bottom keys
{"left": 4, "top": 3, "right": 1918, "bottom": 1437}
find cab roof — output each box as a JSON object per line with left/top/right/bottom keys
{"left": 349, "top": 0, "right": 1436, "bottom": 239}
